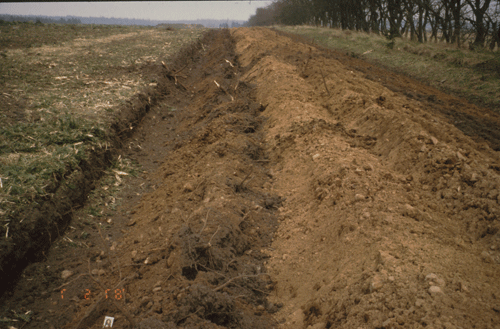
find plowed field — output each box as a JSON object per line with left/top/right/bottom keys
{"left": 1, "top": 27, "right": 500, "bottom": 329}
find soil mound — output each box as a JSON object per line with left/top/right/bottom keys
{"left": 232, "top": 27, "right": 500, "bottom": 329}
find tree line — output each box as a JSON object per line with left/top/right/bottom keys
{"left": 248, "top": 0, "right": 500, "bottom": 49}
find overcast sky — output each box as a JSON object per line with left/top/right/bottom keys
{"left": 0, "top": 1, "right": 272, "bottom": 22}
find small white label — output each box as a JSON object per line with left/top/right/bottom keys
{"left": 103, "top": 316, "right": 114, "bottom": 328}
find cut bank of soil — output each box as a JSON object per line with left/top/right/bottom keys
{"left": 2, "top": 27, "right": 500, "bottom": 329}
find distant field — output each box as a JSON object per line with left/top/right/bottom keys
{"left": 276, "top": 25, "right": 500, "bottom": 111}
{"left": 0, "top": 22, "right": 206, "bottom": 222}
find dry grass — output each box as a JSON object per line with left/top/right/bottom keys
{"left": 276, "top": 25, "right": 500, "bottom": 111}
{"left": 0, "top": 22, "right": 207, "bottom": 223}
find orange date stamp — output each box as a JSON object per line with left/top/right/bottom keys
{"left": 60, "top": 288, "right": 125, "bottom": 300}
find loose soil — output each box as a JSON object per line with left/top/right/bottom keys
{"left": 1, "top": 27, "right": 500, "bottom": 329}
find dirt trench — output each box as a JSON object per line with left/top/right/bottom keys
{"left": 1, "top": 29, "right": 281, "bottom": 329}
{"left": 2, "top": 27, "right": 500, "bottom": 329}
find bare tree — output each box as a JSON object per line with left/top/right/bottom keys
{"left": 251, "top": 0, "right": 498, "bottom": 48}
{"left": 367, "top": 0, "right": 381, "bottom": 33}
{"left": 465, "top": 0, "right": 493, "bottom": 46}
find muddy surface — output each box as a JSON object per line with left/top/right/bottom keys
{"left": 2, "top": 27, "right": 500, "bottom": 329}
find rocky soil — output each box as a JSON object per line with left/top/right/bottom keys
{"left": 1, "top": 27, "right": 500, "bottom": 329}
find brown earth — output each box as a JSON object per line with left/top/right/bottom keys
{"left": 2, "top": 27, "right": 500, "bottom": 329}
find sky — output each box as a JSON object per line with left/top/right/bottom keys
{"left": 0, "top": 1, "right": 273, "bottom": 22}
